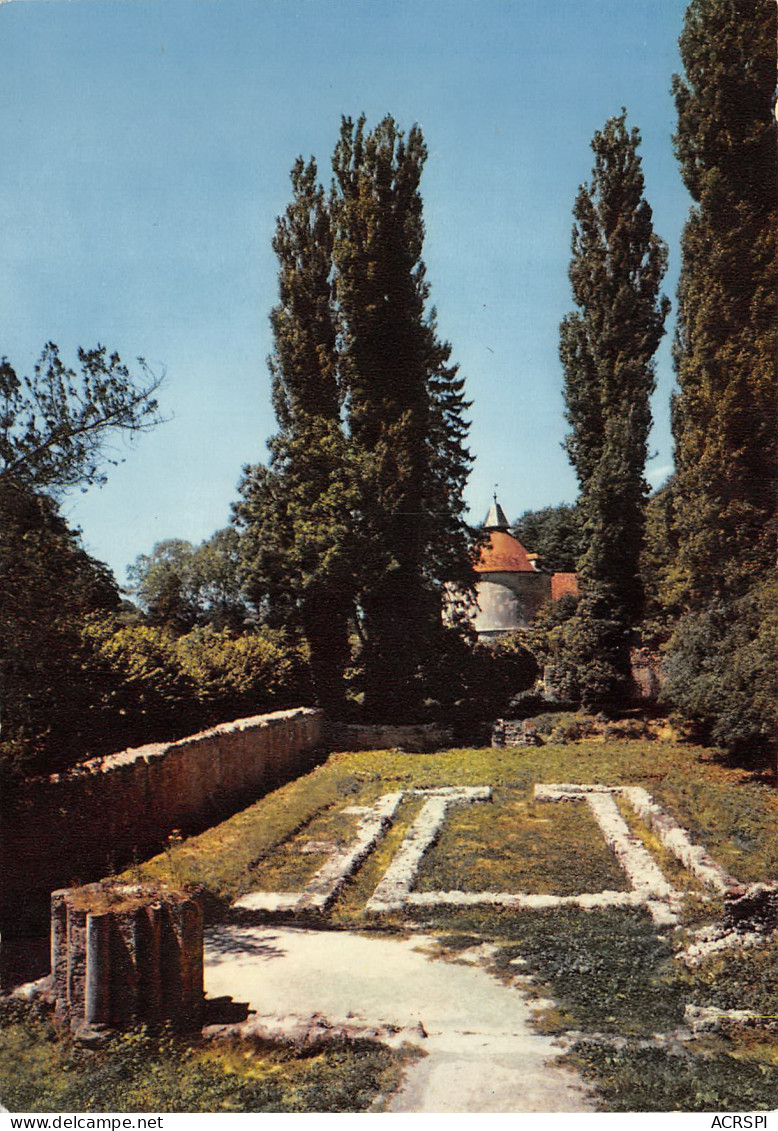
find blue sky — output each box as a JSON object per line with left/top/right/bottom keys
{"left": 0, "top": 0, "right": 689, "bottom": 583}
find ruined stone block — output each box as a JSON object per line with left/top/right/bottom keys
{"left": 47, "top": 883, "right": 204, "bottom": 1035}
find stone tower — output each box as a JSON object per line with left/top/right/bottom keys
{"left": 471, "top": 497, "right": 552, "bottom": 637}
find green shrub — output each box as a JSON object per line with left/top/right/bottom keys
{"left": 89, "top": 619, "right": 311, "bottom": 740}
{"left": 416, "top": 627, "right": 538, "bottom": 736}
{"left": 500, "top": 908, "right": 686, "bottom": 1035}
{"left": 602, "top": 718, "right": 655, "bottom": 741}
{"left": 527, "top": 711, "right": 599, "bottom": 743}
{"left": 174, "top": 625, "right": 311, "bottom": 715}
{"left": 664, "top": 574, "right": 778, "bottom": 760}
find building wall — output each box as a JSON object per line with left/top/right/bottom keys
{"left": 550, "top": 572, "right": 580, "bottom": 601}
{"left": 473, "top": 571, "right": 551, "bottom": 636}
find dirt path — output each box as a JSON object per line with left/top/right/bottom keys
{"left": 204, "top": 925, "right": 594, "bottom": 1113}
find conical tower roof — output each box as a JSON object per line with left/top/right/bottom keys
{"left": 476, "top": 495, "right": 539, "bottom": 573}
{"left": 483, "top": 496, "right": 511, "bottom": 531}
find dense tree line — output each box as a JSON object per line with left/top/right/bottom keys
{"left": 534, "top": 0, "right": 776, "bottom": 762}
{"left": 0, "top": 346, "right": 166, "bottom": 777}
{"left": 0, "top": 115, "right": 534, "bottom": 780}
{"left": 0, "top": 345, "right": 310, "bottom": 780}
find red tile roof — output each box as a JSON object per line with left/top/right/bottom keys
{"left": 475, "top": 530, "right": 540, "bottom": 573}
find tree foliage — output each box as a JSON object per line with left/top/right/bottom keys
{"left": 0, "top": 341, "right": 166, "bottom": 775}
{"left": 558, "top": 112, "right": 670, "bottom": 709}
{"left": 513, "top": 503, "right": 583, "bottom": 573}
{"left": 0, "top": 343, "right": 162, "bottom": 494}
{"left": 86, "top": 620, "right": 311, "bottom": 740}
{"left": 234, "top": 157, "right": 359, "bottom": 713}
{"left": 237, "top": 118, "right": 474, "bottom": 721}
{"left": 669, "top": 0, "right": 776, "bottom": 600}
{"left": 331, "top": 115, "right": 474, "bottom": 719}
{"left": 128, "top": 529, "right": 249, "bottom": 634}
{"left": 0, "top": 479, "right": 122, "bottom": 775}
{"left": 639, "top": 482, "right": 682, "bottom": 646}
{"left": 662, "top": 0, "right": 777, "bottom": 758}
{"left": 663, "top": 577, "right": 778, "bottom": 757}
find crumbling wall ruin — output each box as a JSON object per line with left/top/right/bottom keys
{"left": 1, "top": 708, "right": 324, "bottom": 953}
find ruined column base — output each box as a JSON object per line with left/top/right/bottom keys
{"left": 48, "top": 882, "right": 204, "bottom": 1034}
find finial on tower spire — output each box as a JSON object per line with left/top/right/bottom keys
{"left": 484, "top": 491, "right": 510, "bottom": 531}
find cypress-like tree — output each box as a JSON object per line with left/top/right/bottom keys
{"left": 235, "top": 158, "right": 357, "bottom": 714}
{"left": 663, "top": 0, "right": 777, "bottom": 756}
{"left": 559, "top": 112, "right": 670, "bottom": 708}
{"left": 331, "top": 115, "right": 473, "bottom": 719}
{"left": 669, "top": 0, "right": 776, "bottom": 603}
{"left": 237, "top": 119, "right": 473, "bottom": 720}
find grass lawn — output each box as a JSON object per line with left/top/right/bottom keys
{"left": 3, "top": 736, "right": 776, "bottom": 1112}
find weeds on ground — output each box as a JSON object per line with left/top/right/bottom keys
{"left": 118, "top": 759, "right": 371, "bottom": 902}
{"left": 568, "top": 1043, "right": 778, "bottom": 1112}
{"left": 678, "top": 935, "right": 778, "bottom": 1020}
{"left": 121, "top": 742, "right": 776, "bottom": 911}
{"left": 490, "top": 908, "right": 686, "bottom": 1035}
{"left": 0, "top": 1000, "right": 407, "bottom": 1114}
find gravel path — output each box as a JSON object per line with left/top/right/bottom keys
{"left": 204, "top": 925, "right": 594, "bottom": 1113}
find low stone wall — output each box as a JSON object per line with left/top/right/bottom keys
{"left": 1, "top": 709, "right": 324, "bottom": 944}
{"left": 49, "top": 883, "right": 204, "bottom": 1035}
{"left": 324, "top": 720, "right": 453, "bottom": 753}
{"left": 491, "top": 719, "right": 542, "bottom": 748}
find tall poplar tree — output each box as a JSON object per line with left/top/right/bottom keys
{"left": 331, "top": 115, "right": 473, "bottom": 719}
{"left": 559, "top": 112, "right": 670, "bottom": 708}
{"left": 237, "top": 120, "right": 473, "bottom": 719}
{"left": 663, "top": 0, "right": 777, "bottom": 755}
{"left": 235, "top": 158, "right": 357, "bottom": 714}
{"left": 669, "top": 0, "right": 776, "bottom": 602}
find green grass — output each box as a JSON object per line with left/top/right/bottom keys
{"left": 330, "top": 794, "right": 426, "bottom": 926}
{"left": 678, "top": 935, "right": 778, "bottom": 1020}
{"left": 241, "top": 803, "right": 364, "bottom": 894}
{"left": 568, "top": 1043, "right": 778, "bottom": 1112}
{"left": 122, "top": 741, "right": 777, "bottom": 909}
{"left": 60, "top": 739, "right": 778, "bottom": 1111}
{"left": 489, "top": 908, "right": 687, "bottom": 1035}
{"left": 119, "top": 758, "right": 370, "bottom": 902}
{"left": 416, "top": 789, "right": 628, "bottom": 895}
{"left": 0, "top": 1001, "right": 409, "bottom": 1114}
